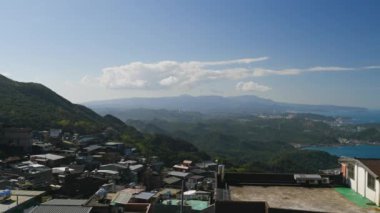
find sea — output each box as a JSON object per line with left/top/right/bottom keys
{"left": 314, "top": 109, "right": 380, "bottom": 124}
{"left": 304, "top": 145, "right": 380, "bottom": 158}
{"left": 302, "top": 110, "right": 380, "bottom": 158}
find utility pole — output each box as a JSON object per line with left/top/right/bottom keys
{"left": 180, "top": 178, "right": 184, "bottom": 213}
{"left": 167, "top": 171, "right": 189, "bottom": 213}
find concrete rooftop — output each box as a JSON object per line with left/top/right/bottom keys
{"left": 230, "top": 186, "right": 379, "bottom": 213}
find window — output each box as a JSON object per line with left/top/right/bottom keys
{"left": 367, "top": 174, "right": 375, "bottom": 190}
{"left": 348, "top": 164, "right": 355, "bottom": 180}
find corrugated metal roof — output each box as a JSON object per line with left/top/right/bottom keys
{"left": 31, "top": 153, "right": 65, "bottom": 161}
{"left": 11, "top": 190, "right": 46, "bottom": 196}
{"left": 129, "top": 164, "right": 144, "bottom": 171}
{"left": 84, "top": 145, "right": 103, "bottom": 152}
{"left": 168, "top": 171, "right": 190, "bottom": 178}
{"left": 154, "top": 188, "right": 181, "bottom": 197}
{"left": 42, "top": 199, "right": 87, "bottom": 206}
{"left": 30, "top": 206, "right": 92, "bottom": 213}
{"left": 294, "top": 174, "right": 322, "bottom": 180}
{"left": 189, "top": 175, "right": 204, "bottom": 180}
{"left": 163, "top": 177, "right": 181, "bottom": 185}
{"left": 112, "top": 191, "right": 132, "bottom": 204}
{"left": 134, "top": 192, "right": 156, "bottom": 200}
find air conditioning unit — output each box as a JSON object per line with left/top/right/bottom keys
{"left": 308, "top": 180, "right": 319, "bottom": 185}
{"left": 322, "top": 177, "right": 330, "bottom": 184}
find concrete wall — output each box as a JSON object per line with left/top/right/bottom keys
{"left": 377, "top": 180, "right": 380, "bottom": 206}
{"left": 371, "top": 179, "right": 380, "bottom": 206}
{"left": 224, "top": 173, "right": 296, "bottom": 186}
{"left": 1, "top": 128, "right": 32, "bottom": 151}
{"left": 347, "top": 163, "right": 357, "bottom": 191}
{"left": 357, "top": 166, "right": 365, "bottom": 196}
{"left": 215, "top": 201, "right": 268, "bottom": 213}
{"left": 152, "top": 203, "right": 214, "bottom": 213}
{"left": 344, "top": 162, "right": 380, "bottom": 206}
{"left": 270, "top": 208, "right": 325, "bottom": 213}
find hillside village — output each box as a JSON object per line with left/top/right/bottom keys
{"left": 0, "top": 126, "right": 218, "bottom": 213}
{"left": 1, "top": 125, "right": 380, "bottom": 213}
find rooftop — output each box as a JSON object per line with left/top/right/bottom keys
{"left": 105, "top": 142, "right": 124, "bottom": 146}
{"left": 11, "top": 190, "right": 46, "bottom": 196}
{"left": 154, "top": 188, "right": 181, "bottom": 198}
{"left": 162, "top": 199, "right": 209, "bottom": 211}
{"left": 163, "top": 176, "right": 181, "bottom": 185}
{"left": 0, "top": 190, "right": 45, "bottom": 212}
{"left": 189, "top": 175, "right": 205, "bottom": 180}
{"left": 41, "top": 199, "right": 87, "bottom": 206}
{"left": 173, "top": 165, "right": 189, "bottom": 170}
{"left": 230, "top": 186, "right": 371, "bottom": 213}
{"left": 31, "top": 153, "right": 65, "bottom": 161}
{"left": 100, "top": 163, "right": 129, "bottom": 170}
{"left": 83, "top": 145, "right": 103, "bottom": 152}
{"left": 129, "top": 164, "right": 144, "bottom": 171}
{"left": 340, "top": 157, "right": 380, "bottom": 177}
{"left": 357, "top": 158, "right": 380, "bottom": 177}
{"left": 134, "top": 192, "right": 156, "bottom": 201}
{"left": 111, "top": 191, "right": 132, "bottom": 205}
{"left": 195, "top": 161, "right": 217, "bottom": 169}
{"left": 168, "top": 171, "right": 190, "bottom": 178}
{"left": 29, "top": 205, "right": 92, "bottom": 213}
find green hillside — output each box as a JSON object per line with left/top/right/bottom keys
{"left": 0, "top": 74, "right": 108, "bottom": 132}
{"left": 0, "top": 75, "right": 209, "bottom": 164}
{"left": 126, "top": 117, "right": 342, "bottom": 172}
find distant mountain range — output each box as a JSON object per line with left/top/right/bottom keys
{"left": 85, "top": 95, "right": 368, "bottom": 121}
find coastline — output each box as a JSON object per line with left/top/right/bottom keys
{"left": 301, "top": 144, "right": 380, "bottom": 158}
{"left": 296, "top": 141, "right": 380, "bottom": 149}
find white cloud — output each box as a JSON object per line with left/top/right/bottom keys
{"left": 365, "top": 66, "right": 380, "bottom": 69}
{"left": 199, "top": 57, "right": 269, "bottom": 66}
{"left": 98, "top": 57, "right": 268, "bottom": 89}
{"left": 251, "top": 66, "right": 355, "bottom": 77}
{"left": 252, "top": 68, "right": 301, "bottom": 77}
{"left": 93, "top": 57, "right": 379, "bottom": 93}
{"left": 160, "top": 76, "right": 179, "bottom": 86}
{"left": 307, "top": 66, "right": 353, "bottom": 72}
{"left": 236, "top": 81, "right": 271, "bottom": 92}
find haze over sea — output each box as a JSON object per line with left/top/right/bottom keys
{"left": 305, "top": 145, "right": 380, "bottom": 158}
{"left": 316, "top": 109, "right": 380, "bottom": 124}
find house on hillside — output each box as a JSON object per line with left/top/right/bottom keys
{"left": 339, "top": 157, "right": 380, "bottom": 206}
{"left": 30, "top": 153, "right": 66, "bottom": 167}
{"left": 0, "top": 128, "right": 32, "bottom": 151}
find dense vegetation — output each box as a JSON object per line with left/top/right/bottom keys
{"left": 125, "top": 115, "right": 355, "bottom": 172}
{"left": 127, "top": 116, "right": 341, "bottom": 148}
{"left": 125, "top": 113, "right": 380, "bottom": 172}
{"left": 0, "top": 75, "right": 108, "bottom": 132}
{"left": 121, "top": 132, "right": 209, "bottom": 165}
{"left": 0, "top": 75, "right": 210, "bottom": 165}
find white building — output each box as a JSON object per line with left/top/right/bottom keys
{"left": 339, "top": 157, "right": 380, "bottom": 206}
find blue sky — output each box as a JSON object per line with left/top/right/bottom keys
{"left": 0, "top": 0, "right": 380, "bottom": 108}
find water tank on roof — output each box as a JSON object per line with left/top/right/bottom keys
{"left": 0, "top": 189, "right": 11, "bottom": 201}
{"left": 94, "top": 187, "right": 107, "bottom": 200}
{"left": 218, "top": 164, "right": 225, "bottom": 182}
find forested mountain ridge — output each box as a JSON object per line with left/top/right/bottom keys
{"left": 126, "top": 114, "right": 380, "bottom": 172}
{"left": 0, "top": 74, "right": 112, "bottom": 132}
